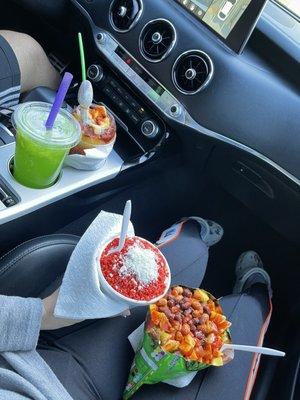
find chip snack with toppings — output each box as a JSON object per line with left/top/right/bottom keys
{"left": 123, "top": 286, "right": 232, "bottom": 399}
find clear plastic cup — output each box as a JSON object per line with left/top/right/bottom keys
{"left": 12, "top": 102, "right": 81, "bottom": 189}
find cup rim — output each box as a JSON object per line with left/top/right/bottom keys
{"left": 97, "top": 236, "right": 171, "bottom": 306}
{"left": 12, "top": 101, "right": 81, "bottom": 148}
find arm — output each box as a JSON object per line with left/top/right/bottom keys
{"left": 0, "top": 295, "right": 42, "bottom": 352}
{"left": 41, "top": 289, "right": 84, "bottom": 330}
{"left": 0, "top": 290, "right": 83, "bottom": 353}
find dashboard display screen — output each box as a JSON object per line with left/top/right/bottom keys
{"left": 175, "top": 0, "right": 267, "bottom": 52}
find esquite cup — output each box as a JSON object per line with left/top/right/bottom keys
{"left": 97, "top": 236, "right": 171, "bottom": 308}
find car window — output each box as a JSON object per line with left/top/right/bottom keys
{"left": 273, "top": 0, "right": 300, "bottom": 19}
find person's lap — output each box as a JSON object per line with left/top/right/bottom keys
{"left": 38, "top": 221, "right": 208, "bottom": 398}
{"left": 38, "top": 292, "right": 270, "bottom": 400}
{"left": 38, "top": 222, "right": 271, "bottom": 400}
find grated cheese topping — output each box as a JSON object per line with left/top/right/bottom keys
{"left": 119, "top": 243, "right": 158, "bottom": 285}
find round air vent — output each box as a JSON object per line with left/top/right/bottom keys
{"left": 172, "top": 50, "right": 213, "bottom": 94}
{"left": 109, "top": 0, "right": 143, "bottom": 32}
{"left": 139, "top": 19, "right": 176, "bottom": 62}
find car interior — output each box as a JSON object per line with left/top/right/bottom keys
{"left": 0, "top": 0, "right": 299, "bottom": 399}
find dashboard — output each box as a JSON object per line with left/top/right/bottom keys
{"left": 70, "top": 0, "right": 299, "bottom": 186}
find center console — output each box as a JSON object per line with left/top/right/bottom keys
{"left": 0, "top": 176, "right": 19, "bottom": 210}
{"left": 86, "top": 59, "right": 168, "bottom": 153}
{"left": 92, "top": 32, "right": 185, "bottom": 126}
{"left": 0, "top": 36, "right": 172, "bottom": 227}
{"left": 0, "top": 123, "right": 14, "bottom": 146}
{"left": 0, "top": 64, "right": 171, "bottom": 226}
{"left": 0, "top": 140, "right": 123, "bottom": 226}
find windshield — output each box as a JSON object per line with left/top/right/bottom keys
{"left": 274, "top": 0, "right": 300, "bottom": 19}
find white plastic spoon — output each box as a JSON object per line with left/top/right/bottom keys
{"left": 109, "top": 200, "right": 132, "bottom": 254}
{"left": 221, "top": 343, "right": 285, "bottom": 357}
{"left": 78, "top": 80, "right": 93, "bottom": 125}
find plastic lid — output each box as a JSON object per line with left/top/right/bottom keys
{"left": 12, "top": 101, "right": 81, "bottom": 148}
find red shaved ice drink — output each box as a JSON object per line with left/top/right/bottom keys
{"left": 99, "top": 236, "right": 170, "bottom": 305}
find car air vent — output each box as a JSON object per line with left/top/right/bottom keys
{"left": 109, "top": 0, "right": 142, "bottom": 32}
{"left": 172, "top": 51, "right": 213, "bottom": 94}
{"left": 139, "top": 19, "right": 176, "bottom": 62}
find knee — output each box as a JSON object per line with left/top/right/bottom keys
{"left": 0, "top": 30, "right": 59, "bottom": 92}
{"left": 0, "top": 30, "right": 41, "bottom": 54}
{"left": 0, "top": 30, "right": 47, "bottom": 65}
{"left": 0, "top": 30, "right": 44, "bottom": 72}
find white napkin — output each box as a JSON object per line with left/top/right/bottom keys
{"left": 64, "top": 139, "right": 116, "bottom": 171}
{"left": 128, "top": 323, "right": 197, "bottom": 388}
{"left": 64, "top": 152, "right": 105, "bottom": 170}
{"left": 54, "top": 211, "right": 134, "bottom": 319}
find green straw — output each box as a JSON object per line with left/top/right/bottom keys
{"left": 78, "top": 32, "right": 86, "bottom": 81}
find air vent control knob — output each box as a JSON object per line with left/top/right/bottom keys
{"left": 87, "top": 64, "right": 104, "bottom": 83}
{"left": 185, "top": 68, "right": 197, "bottom": 80}
{"left": 118, "top": 5, "right": 127, "bottom": 17}
{"left": 141, "top": 120, "right": 159, "bottom": 138}
{"left": 152, "top": 32, "right": 162, "bottom": 44}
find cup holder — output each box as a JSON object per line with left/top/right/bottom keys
{"left": 8, "top": 156, "right": 63, "bottom": 190}
{"left": 8, "top": 157, "right": 14, "bottom": 176}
